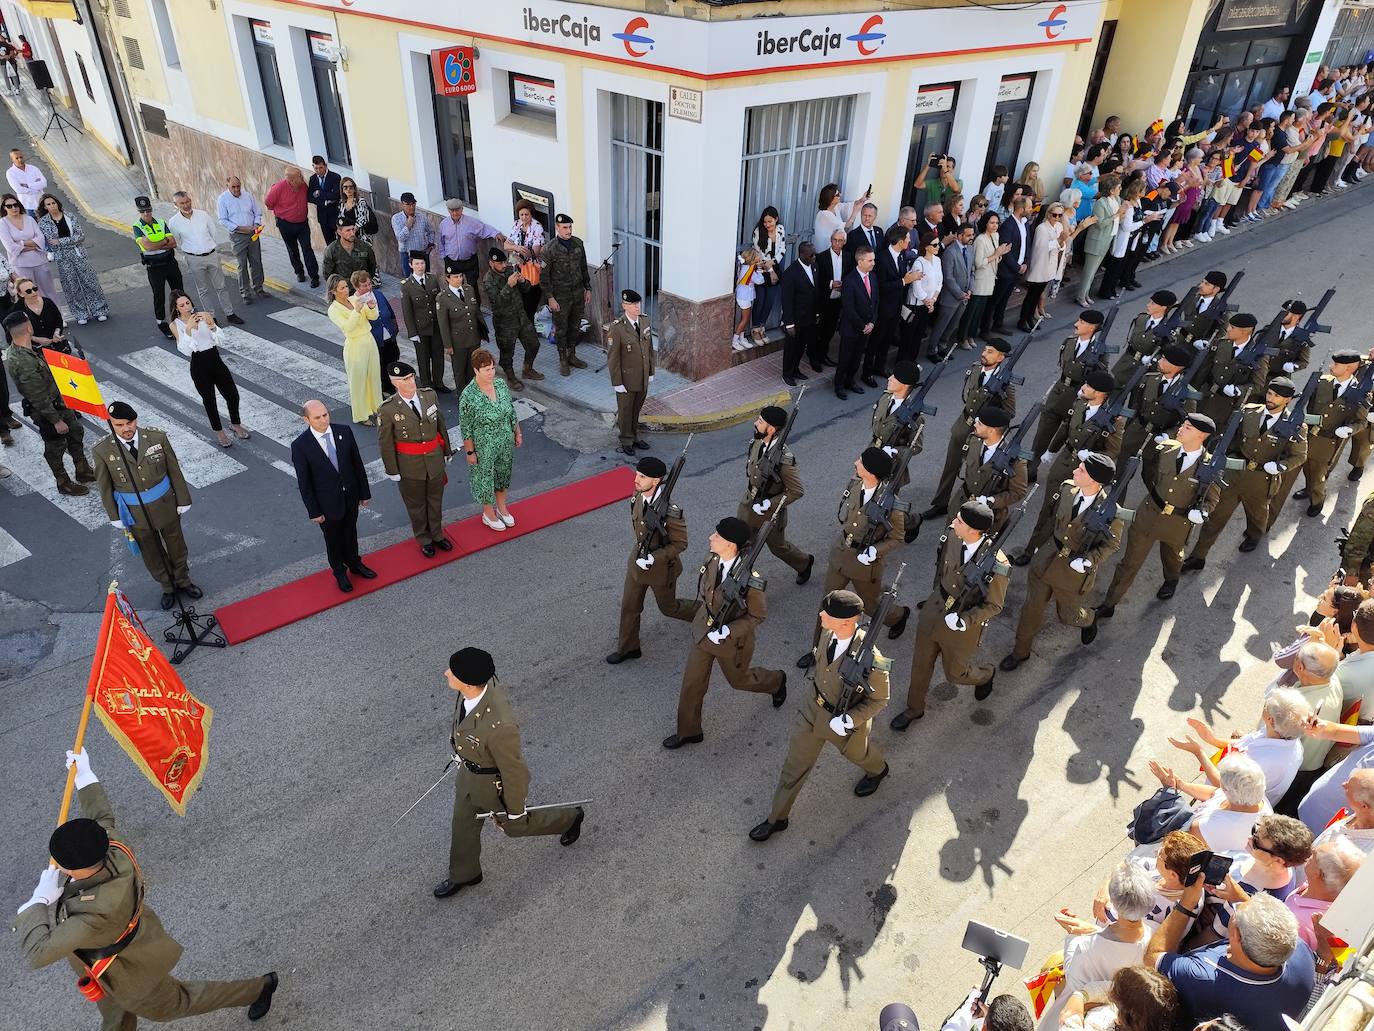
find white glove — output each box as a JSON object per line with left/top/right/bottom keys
{"left": 636, "top": 554, "right": 655, "bottom": 570}
{"left": 614, "top": 384, "right": 627, "bottom": 394}
{"left": 1336, "top": 425, "right": 1354, "bottom": 438}
{"left": 1140, "top": 352, "right": 1156, "bottom": 364}
{"left": 752, "top": 498, "right": 771, "bottom": 514}
{"left": 857, "top": 545, "right": 877, "bottom": 566}
{"left": 1263, "top": 461, "right": 1280, "bottom": 475}
{"left": 175, "top": 504, "right": 190, "bottom": 515}
{"left": 1042, "top": 451, "right": 1057, "bottom": 464}
{"left": 19, "top": 866, "right": 63, "bottom": 912}
{"left": 65, "top": 749, "right": 97, "bottom": 789}
{"left": 707, "top": 625, "right": 730, "bottom": 645}
{"left": 944, "top": 612, "right": 966, "bottom": 631}
{"left": 410, "top": 335, "right": 420, "bottom": 343}
{"left": 109, "top": 519, "right": 123, "bottom": 529}
{"left": 882, "top": 445, "right": 898, "bottom": 457}
{"left": 1154, "top": 433, "right": 1169, "bottom": 444}
{"left": 1069, "top": 557, "right": 1091, "bottom": 573}
{"left": 387, "top": 473, "right": 401, "bottom": 482}
{"left": 976, "top": 495, "right": 993, "bottom": 506}
{"left": 1188, "top": 508, "right": 1205, "bottom": 525}
{"left": 1222, "top": 384, "right": 1241, "bottom": 397}
{"left": 505, "top": 810, "right": 527, "bottom": 820}
{"left": 1282, "top": 362, "right": 1296, "bottom": 373}
{"left": 1192, "top": 339, "right": 1207, "bottom": 350}
{"left": 828, "top": 714, "right": 854, "bottom": 737}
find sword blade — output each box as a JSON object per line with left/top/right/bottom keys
{"left": 475, "top": 799, "right": 592, "bottom": 820}
{"left": 390, "top": 760, "right": 457, "bottom": 828}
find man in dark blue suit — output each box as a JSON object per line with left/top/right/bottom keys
{"left": 308, "top": 157, "right": 342, "bottom": 245}
{"left": 836, "top": 246, "right": 878, "bottom": 400}
{"left": 990, "top": 195, "right": 1031, "bottom": 332}
{"left": 291, "top": 399, "right": 376, "bottom": 592}
{"left": 813, "top": 228, "right": 849, "bottom": 373}
{"left": 868, "top": 225, "right": 919, "bottom": 385}
{"left": 779, "top": 241, "right": 819, "bottom": 387}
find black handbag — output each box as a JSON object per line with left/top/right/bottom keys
{"left": 1127, "top": 786, "right": 1194, "bottom": 845}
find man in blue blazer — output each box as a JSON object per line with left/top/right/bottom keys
{"left": 836, "top": 246, "right": 878, "bottom": 400}
{"left": 291, "top": 400, "right": 376, "bottom": 592}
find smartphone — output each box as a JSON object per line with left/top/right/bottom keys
{"left": 867, "top": 183, "right": 873, "bottom": 196}
{"left": 1203, "top": 853, "right": 1231, "bottom": 886}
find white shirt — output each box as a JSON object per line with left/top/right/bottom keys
{"left": 1035, "top": 928, "right": 1147, "bottom": 1030}
{"left": 1197, "top": 295, "right": 1214, "bottom": 312}
{"left": 1227, "top": 730, "right": 1303, "bottom": 806}
{"left": 173, "top": 317, "right": 222, "bottom": 356}
{"left": 1083, "top": 403, "right": 1101, "bottom": 421}
{"left": 120, "top": 431, "right": 141, "bottom": 457}
{"left": 1074, "top": 334, "right": 1094, "bottom": 357}
{"left": 827, "top": 633, "right": 853, "bottom": 664}
{"left": 859, "top": 485, "right": 875, "bottom": 505}
{"left": 715, "top": 555, "right": 737, "bottom": 585}
{"left": 825, "top": 247, "right": 845, "bottom": 298}
{"left": 1177, "top": 448, "right": 1202, "bottom": 473}
{"left": 1261, "top": 97, "right": 1288, "bottom": 120}
{"left": 311, "top": 426, "right": 336, "bottom": 459}
{"left": 448, "top": 285, "right": 464, "bottom": 297}
{"left": 1193, "top": 794, "right": 1272, "bottom": 857}
{"left": 910, "top": 254, "right": 942, "bottom": 305}
{"left": 1010, "top": 216, "right": 1027, "bottom": 265}
{"left": 798, "top": 262, "right": 814, "bottom": 287}
{"left": 166, "top": 209, "right": 219, "bottom": 254}
{"left": 6, "top": 163, "right": 47, "bottom": 210}
{"left": 962, "top": 540, "right": 979, "bottom": 562}
{"left": 458, "top": 686, "right": 487, "bottom": 720}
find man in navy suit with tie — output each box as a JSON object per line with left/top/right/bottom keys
{"left": 844, "top": 202, "right": 881, "bottom": 259}
{"left": 836, "top": 246, "right": 878, "bottom": 400}
{"left": 291, "top": 399, "right": 377, "bottom": 592}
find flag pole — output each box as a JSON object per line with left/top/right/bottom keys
{"left": 55, "top": 583, "right": 119, "bottom": 829}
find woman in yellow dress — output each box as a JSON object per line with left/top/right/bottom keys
{"left": 326, "top": 274, "right": 381, "bottom": 425}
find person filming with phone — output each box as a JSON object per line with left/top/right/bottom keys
{"left": 914, "top": 153, "right": 963, "bottom": 210}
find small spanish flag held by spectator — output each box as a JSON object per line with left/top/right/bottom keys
{"left": 1249, "top": 146, "right": 1266, "bottom": 163}
{"left": 1024, "top": 961, "right": 1064, "bottom": 1019}
{"left": 1147, "top": 118, "right": 1165, "bottom": 136}
{"left": 1222, "top": 154, "right": 1234, "bottom": 178}
{"left": 1340, "top": 698, "right": 1361, "bottom": 725}
{"left": 41, "top": 349, "right": 108, "bottom": 420}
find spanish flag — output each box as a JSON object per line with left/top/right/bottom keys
{"left": 1148, "top": 119, "right": 1165, "bottom": 136}
{"left": 1222, "top": 154, "right": 1234, "bottom": 178}
{"left": 1340, "top": 698, "right": 1360, "bottom": 725}
{"left": 1249, "top": 146, "right": 1265, "bottom": 163}
{"left": 1024, "top": 962, "right": 1064, "bottom": 1018}
{"left": 42, "top": 349, "right": 107, "bottom": 419}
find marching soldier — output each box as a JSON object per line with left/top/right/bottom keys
{"left": 949, "top": 405, "right": 1030, "bottom": 532}
{"left": 377, "top": 362, "right": 454, "bottom": 558}
{"left": 2, "top": 312, "right": 95, "bottom": 495}
{"left": 399, "top": 251, "right": 448, "bottom": 393}
{"left": 1111, "top": 291, "right": 1175, "bottom": 387}
{"left": 1272, "top": 299, "right": 1314, "bottom": 375}
{"left": 749, "top": 589, "right": 890, "bottom": 843}
{"left": 738, "top": 405, "right": 812, "bottom": 584}
{"left": 436, "top": 260, "right": 485, "bottom": 393}
{"left": 1119, "top": 344, "right": 1200, "bottom": 466}
{"left": 800, "top": 447, "right": 911, "bottom": 665}
{"left": 663, "top": 516, "right": 787, "bottom": 750}
{"left": 543, "top": 213, "right": 592, "bottom": 376}
{"left": 870, "top": 360, "right": 926, "bottom": 455}
{"left": 607, "top": 289, "right": 654, "bottom": 457}
{"left": 891, "top": 500, "right": 1007, "bottom": 730}
{"left": 1018, "top": 370, "right": 1123, "bottom": 564}
{"left": 482, "top": 248, "right": 541, "bottom": 391}
{"left": 608, "top": 455, "right": 691, "bottom": 665}
{"left": 15, "top": 749, "right": 279, "bottom": 1026}
{"left": 436, "top": 647, "right": 584, "bottom": 899}
{"left": 1000, "top": 454, "right": 1124, "bottom": 672}
{"left": 924, "top": 338, "right": 1017, "bottom": 518}
{"left": 1291, "top": 349, "right": 1369, "bottom": 519}
{"left": 1181, "top": 377, "right": 1308, "bottom": 569}
{"left": 1341, "top": 489, "right": 1374, "bottom": 584}
{"left": 1029, "top": 309, "right": 1111, "bottom": 461}
{"left": 1095, "top": 414, "right": 1222, "bottom": 616}
{"left": 93, "top": 401, "right": 200, "bottom": 611}
{"left": 1196, "top": 313, "right": 1268, "bottom": 426}
{"left": 1176, "top": 270, "right": 1231, "bottom": 345}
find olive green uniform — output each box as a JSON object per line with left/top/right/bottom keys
{"left": 930, "top": 364, "right": 1017, "bottom": 511}
{"left": 903, "top": 531, "right": 1008, "bottom": 717}
{"left": 1342, "top": 490, "right": 1374, "bottom": 581}
{"left": 93, "top": 428, "right": 192, "bottom": 592}
{"left": 814, "top": 479, "right": 908, "bottom": 646}
{"left": 607, "top": 314, "right": 654, "bottom": 449}
{"left": 435, "top": 283, "right": 485, "bottom": 392}
{"left": 675, "top": 552, "right": 783, "bottom": 738}
{"left": 377, "top": 388, "right": 453, "bottom": 546}
{"left": 618, "top": 489, "right": 691, "bottom": 654}
{"left": 543, "top": 232, "right": 590, "bottom": 367}
{"left": 1009, "top": 482, "right": 1124, "bottom": 660}
{"left": 4, "top": 341, "right": 91, "bottom": 486}
{"left": 1289, "top": 375, "right": 1369, "bottom": 510}
{"left": 447, "top": 681, "right": 578, "bottom": 883}
{"left": 14, "top": 783, "right": 268, "bottom": 1031}
{"left": 736, "top": 436, "right": 808, "bottom": 574}
{"left": 1100, "top": 440, "right": 1222, "bottom": 606}
{"left": 1196, "top": 331, "right": 1270, "bottom": 427}
{"left": 1026, "top": 401, "right": 1125, "bottom": 554}
{"left": 482, "top": 266, "right": 538, "bottom": 375}
{"left": 1272, "top": 325, "right": 1312, "bottom": 375}
{"left": 1110, "top": 312, "right": 1167, "bottom": 387}
{"left": 766, "top": 628, "right": 889, "bottom": 822}
{"left": 1176, "top": 292, "right": 1226, "bottom": 345}
{"left": 1030, "top": 332, "right": 1111, "bottom": 457}
{"left": 1189, "top": 403, "right": 1307, "bottom": 558}
{"left": 1119, "top": 369, "right": 1198, "bottom": 469}
{"left": 949, "top": 433, "right": 1030, "bottom": 532}
{"left": 399, "top": 272, "right": 444, "bottom": 390}
{"left": 870, "top": 389, "right": 926, "bottom": 454}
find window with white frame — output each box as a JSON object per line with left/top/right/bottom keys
{"left": 149, "top": 0, "right": 179, "bottom": 68}
{"left": 249, "top": 19, "right": 292, "bottom": 148}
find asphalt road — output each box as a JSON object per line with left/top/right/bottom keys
{"left": 1, "top": 170, "right": 1369, "bottom": 1030}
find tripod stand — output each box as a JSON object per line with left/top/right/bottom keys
{"left": 40, "top": 86, "right": 81, "bottom": 144}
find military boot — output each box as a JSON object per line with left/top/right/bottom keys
{"left": 56, "top": 473, "right": 89, "bottom": 496}
{"left": 521, "top": 362, "right": 545, "bottom": 382}
{"left": 73, "top": 455, "right": 97, "bottom": 483}
{"left": 558, "top": 349, "right": 571, "bottom": 377}
{"left": 567, "top": 350, "right": 589, "bottom": 369}
{"left": 502, "top": 366, "right": 525, "bottom": 391}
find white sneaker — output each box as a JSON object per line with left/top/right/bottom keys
{"left": 731, "top": 334, "right": 746, "bottom": 351}
{"left": 1283, "top": 199, "right": 1298, "bottom": 209}
{"left": 498, "top": 511, "right": 515, "bottom": 527}
{"left": 1334, "top": 179, "right": 1347, "bottom": 189}
{"left": 482, "top": 514, "right": 507, "bottom": 531}
{"left": 1215, "top": 223, "right": 1231, "bottom": 234}
{"left": 1194, "top": 232, "right": 1211, "bottom": 243}
{"left": 96, "top": 314, "right": 108, "bottom": 322}
{"left": 1357, "top": 168, "right": 1368, "bottom": 180}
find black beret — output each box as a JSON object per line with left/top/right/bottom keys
{"left": 1267, "top": 376, "right": 1296, "bottom": 397}
{"left": 821, "top": 589, "right": 864, "bottom": 618}
{"left": 759, "top": 405, "right": 787, "bottom": 429}
{"left": 636, "top": 455, "right": 667, "bottom": 477}
{"left": 1161, "top": 344, "right": 1194, "bottom": 367}
{"left": 1184, "top": 413, "right": 1216, "bottom": 433}
{"left": 399, "top": 191, "right": 417, "bottom": 203}
{"left": 337, "top": 212, "right": 357, "bottom": 228}
{"left": 1083, "top": 452, "right": 1116, "bottom": 483}
{"left": 1280, "top": 299, "right": 1307, "bottom": 314}
{"left": 554, "top": 213, "right": 574, "bottom": 225}
{"left": 1204, "top": 270, "right": 1228, "bottom": 288}
{"left": 108, "top": 401, "right": 137, "bottom": 421}
{"left": 892, "top": 360, "right": 920, "bottom": 386}
{"left": 387, "top": 361, "right": 415, "bottom": 378}
{"left": 488, "top": 248, "right": 508, "bottom": 263}
{"left": 443, "top": 259, "right": 464, "bottom": 276}
{"left": 860, "top": 446, "right": 893, "bottom": 480}
{"left": 987, "top": 336, "right": 1013, "bottom": 354}
{"left": 407, "top": 250, "right": 428, "bottom": 262}
{"left": 1080, "top": 308, "right": 1105, "bottom": 326}
{"left": 449, "top": 647, "right": 495, "bottom": 685}
{"left": 1333, "top": 349, "right": 1363, "bottom": 364}
{"left": 1229, "top": 313, "right": 1258, "bottom": 329}
{"left": 715, "top": 516, "right": 751, "bottom": 548}
{"left": 621, "top": 289, "right": 642, "bottom": 304}
{"left": 977, "top": 405, "right": 1011, "bottom": 429}
{"left": 1085, "top": 370, "right": 1116, "bottom": 393}
{"left": 1150, "top": 290, "right": 1177, "bottom": 307}
{"left": 133, "top": 195, "right": 152, "bottom": 211}
{"left": 959, "top": 500, "right": 994, "bottom": 531}
{"left": 50, "top": 818, "right": 108, "bottom": 869}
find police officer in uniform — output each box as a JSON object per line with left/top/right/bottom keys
{"left": 608, "top": 455, "right": 691, "bottom": 665}
{"left": 1001, "top": 454, "right": 1124, "bottom": 671}
{"left": 93, "top": 401, "right": 199, "bottom": 611}
{"left": 1096, "top": 414, "right": 1222, "bottom": 616}
{"left": 607, "top": 289, "right": 654, "bottom": 457}
{"left": 543, "top": 213, "right": 592, "bottom": 376}
{"left": 891, "top": 500, "right": 1007, "bottom": 729}
{"left": 2, "top": 312, "right": 94, "bottom": 495}
{"left": 436, "top": 260, "right": 485, "bottom": 394}
{"left": 15, "top": 749, "right": 278, "bottom": 1026}
{"left": 399, "top": 251, "right": 448, "bottom": 393}
{"left": 482, "top": 248, "right": 540, "bottom": 391}
{"left": 436, "top": 647, "right": 584, "bottom": 899}
{"left": 924, "top": 338, "right": 1017, "bottom": 518}
{"left": 1030, "top": 309, "right": 1111, "bottom": 460}
{"left": 131, "top": 195, "right": 184, "bottom": 340}
{"left": 664, "top": 516, "right": 787, "bottom": 750}
{"left": 1182, "top": 377, "right": 1307, "bottom": 568}
{"left": 1119, "top": 344, "right": 1200, "bottom": 468}
{"left": 949, "top": 405, "right": 1030, "bottom": 531}
{"left": 749, "top": 589, "right": 890, "bottom": 843}
{"left": 738, "top": 404, "right": 812, "bottom": 584}
{"left": 377, "top": 361, "right": 453, "bottom": 557}
{"left": 1290, "top": 350, "right": 1370, "bottom": 518}
{"left": 1197, "top": 313, "right": 1268, "bottom": 426}
{"left": 1111, "top": 291, "right": 1176, "bottom": 387}
{"left": 1176, "top": 270, "right": 1231, "bottom": 346}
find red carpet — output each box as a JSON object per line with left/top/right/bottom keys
{"left": 215, "top": 466, "right": 634, "bottom": 645}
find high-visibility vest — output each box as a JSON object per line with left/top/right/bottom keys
{"left": 133, "top": 219, "right": 172, "bottom": 262}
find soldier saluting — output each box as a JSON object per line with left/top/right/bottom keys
{"left": 737, "top": 404, "right": 813, "bottom": 584}
{"left": 15, "top": 749, "right": 278, "bottom": 1025}
{"left": 750, "top": 589, "right": 891, "bottom": 843}
{"left": 436, "top": 647, "right": 584, "bottom": 899}
{"left": 377, "top": 361, "right": 454, "bottom": 558}
{"left": 607, "top": 289, "right": 654, "bottom": 457}
{"left": 543, "top": 213, "right": 592, "bottom": 376}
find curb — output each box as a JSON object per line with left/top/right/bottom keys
{"left": 643, "top": 389, "right": 791, "bottom": 433}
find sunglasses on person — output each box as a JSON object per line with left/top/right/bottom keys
{"left": 21, "top": 287, "right": 37, "bottom": 294}
{"left": 2, "top": 202, "right": 21, "bottom": 210}
{"left": 1249, "top": 825, "right": 1280, "bottom": 858}
{"left": 1048, "top": 210, "right": 1064, "bottom": 218}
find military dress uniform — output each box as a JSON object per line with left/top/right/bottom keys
{"left": 435, "top": 279, "right": 485, "bottom": 392}
{"left": 1111, "top": 309, "right": 1169, "bottom": 387}
{"left": 1026, "top": 400, "right": 1125, "bottom": 555}
{"left": 1196, "top": 329, "right": 1269, "bottom": 427}
{"left": 1291, "top": 372, "right": 1370, "bottom": 511}
{"left": 4, "top": 340, "right": 94, "bottom": 492}
{"left": 482, "top": 262, "right": 539, "bottom": 383}
{"left": 93, "top": 427, "right": 193, "bottom": 594}
{"left": 948, "top": 433, "right": 1030, "bottom": 532}
{"left": 607, "top": 308, "right": 654, "bottom": 451}
{"left": 1030, "top": 330, "right": 1111, "bottom": 458}
{"left": 1187, "top": 402, "right": 1307, "bottom": 559}
{"left": 813, "top": 478, "right": 909, "bottom": 645}
{"left": 399, "top": 270, "right": 445, "bottom": 391}
{"left": 1119, "top": 367, "right": 1198, "bottom": 469}
{"left": 1273, "top": 323, "right": 1313, "bottom": 376}
{"left": 870, "top": 388, "right": 925, "bottom": 456}
{"left": 1341, "top": 490, "right": 1374, "bottom": 582}
{"left": 1176, "top": 288, "right": 1227, "bottom": 346}
{"left": 616, "top": 487, "right": 691, "bottom": 657}
{"left": 377, "top": 383, "right": 453, "bottom": 551}
{"left": 737, "top": 436, "right": 809, "bottom": 576}
{"left": 929, "top": 359, "right": 1017, "bottom": 512}
{"left": 543, "top": 217, "right": 592, "bottom": 375}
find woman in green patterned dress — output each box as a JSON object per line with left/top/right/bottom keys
{"left": 459, "top": 347, "right": 522, "bottom": 532}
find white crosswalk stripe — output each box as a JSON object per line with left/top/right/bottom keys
{"left": 267, "top": 304, "right": 419, "bottom": 367}
{"left": 216, "top": 326, "right": 350, "bottom": 402}
{"left": 0, "top": 423, "right": 110, "bottom": 530}
{"left": 0, "top": 522, "right": 33, "bottom": 566}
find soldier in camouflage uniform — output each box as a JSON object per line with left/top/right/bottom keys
{"left": 1, "top": 312, "right": 94, "bottom": 494}
{"left": 543, "top": 214, "right": 592, "bottom": 377}
{"left": 481, "top": 248, "right": 541, "bottom": 391}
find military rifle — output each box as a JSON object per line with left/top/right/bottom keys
{"left": 983, "top": 401, "right": 1043, "bottom": 491}
{"left": 1215, "top": 269, "right": 1247, "bottom": 318}
{"left": 1154, "top": 346, "right": 1210, "bottom": 425}
{"left": 748, "top": 388, "right": 804, "bottom": 504}
{"left": 1150, "top": 289, "right": 1193, "bottom": 343}
{"left": 1073, "top": 453, "right": 1140, "bottom": 587}
{"left": 856, "top": 446, "right": 914, "bottom": 553}
{"left": 1089, "top": 363, "right": 1148, "bottom": 433}
{"left": 982, "top": 332, "right": 1033, "bottom": 402}
{"left": 1299, "top": 288, "right": 1335, "bottom": 338}
{"left": 1341, "top": 359, "right": 1374, "bottom": 412}
{"left": 945, "top": 486, "right": 1038, "bottom": 615}
{"left": 705, "top": 500, "right": 787, "bottom": 630}
{"left": 1081, "top": 303, "right": 1121, "bottom": 367}
{"left": 835, "top": 563, "right": 906, "bottom": 718}
{"left": 637, "top": 434, "right": 691, "bottom": 561}
{"left": 1271, "top": 372, "right": 1320, "bottom": 443}
{"left": 879, "top": 353, "right": 956, "bottom": 450}
{"left": 1195, "top": 403, "right": 1249, "bottom": 494}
